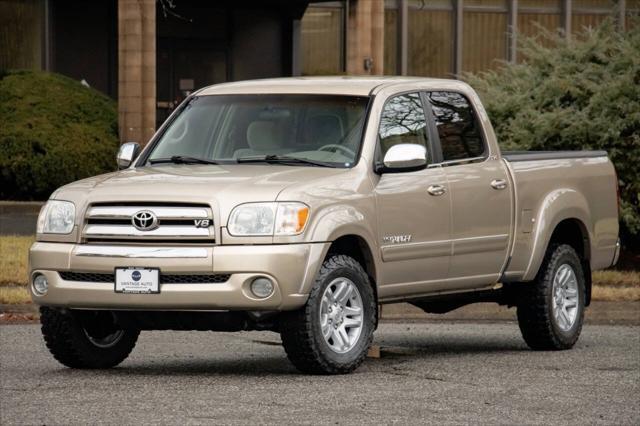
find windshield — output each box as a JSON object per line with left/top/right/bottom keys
{"left": 145, "top": 94, "right": 370, "bottom": 168}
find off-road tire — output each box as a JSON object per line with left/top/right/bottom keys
{"left": 280, "top": 255, "right": 376, "bottom": 374}
{"left": 517, "top": 244, "right": 586, "bottom": 350}
{"left": 40, "top": 307, "right": 139, "bottom": 368}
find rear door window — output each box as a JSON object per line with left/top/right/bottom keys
{"left": 426, "top": 91, "right": 485, "bottom": 162}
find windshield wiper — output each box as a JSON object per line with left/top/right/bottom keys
{"left": 149, "top": 156, "right": 220, "bottom": 165}
{"left": 236, "top": 155, "right": 334, "bottom": 168}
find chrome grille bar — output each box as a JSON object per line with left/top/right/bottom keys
{"left": 87, "top": 206, "right": 209, "bottom": 220}
{"left": 82, "top": 204, "right": 214, "bottom": 242}
{"left": 84, "top": 225, "right": 210, "bottom": 238}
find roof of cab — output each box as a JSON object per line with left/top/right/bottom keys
{"left": 196, "top": 76, "right": 465, "bottom": 97}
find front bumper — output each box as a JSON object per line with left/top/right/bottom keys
{"left": 29, "top": 242, "right": 330, "bottom": 311}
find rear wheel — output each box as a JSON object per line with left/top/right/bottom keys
{"left": 517, "top": 244, "right": 586, "bottom": 350}
{"left": 40, "top": 307, "right": 139, "bottom": 368}
{"left": 280, "top": 255, "right": 376, "bottom": 374}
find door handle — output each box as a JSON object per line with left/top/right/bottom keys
{"left": 491, "top": 179, "right": 507, "bottom": 190}
{"left": 427, "top": 185, "right": 446, "bottom": 196}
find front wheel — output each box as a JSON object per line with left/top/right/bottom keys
{"left": 40, "top": 307, "right": 139, "bottom": 368}
{"left": 517, "top": 244, "right": 586, "bottom": 350}
{"left": 280, "top": 255, "right": 376, "bottom": 374}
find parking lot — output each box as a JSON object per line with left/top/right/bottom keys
{"left": 1, "top": 320, "right": 638, "bottom": 425}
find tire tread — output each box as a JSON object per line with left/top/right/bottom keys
{"left": 280, "top": 255, "right": 376, "bottom": 374}
{"left": 40, "top": 307, "right": 138, "bottom": 369}
{"left": 517, "top": 244, "right": 585, "bottom": 350}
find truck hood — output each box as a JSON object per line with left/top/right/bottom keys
{"left": 53, "top": 164, "right": 349, "bottom": 218}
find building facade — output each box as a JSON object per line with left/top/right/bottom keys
{"left": 1, "top": 0, "right": 637, "bottom": 144}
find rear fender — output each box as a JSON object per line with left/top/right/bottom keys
{"left": 523, "top": 189, "right": 591, "bottom": 281}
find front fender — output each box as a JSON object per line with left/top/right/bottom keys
{"left": 306, "top": 204, "right": 381, "bottom": 283}
{"left": 522, "top": 189, "right": 591, "bottom": 281}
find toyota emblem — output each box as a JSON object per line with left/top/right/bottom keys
{"left": 131, "top": 210, "right": 158, "bottom": 231}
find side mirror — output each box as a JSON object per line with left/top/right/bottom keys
{"left": 381, "top": 144, "right": 427, "bottom": 173}
{"left": 117, "top": 142, "right": 141, "bottom": 169}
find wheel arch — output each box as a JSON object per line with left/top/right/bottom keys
{"left": 547, "top": 218, "right": 592, "bottom": 305}
{"left": 523, "top": 189, "right": 592, "bottom": 282}
{"left": 325, "top": 234, "right": 378, "bottom": 295}
{"left": 525, "top": 214, "right": 593, "bottom": 305}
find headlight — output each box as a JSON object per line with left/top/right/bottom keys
{"left": 228, "top": 202, "right": 309, "bottom": 236}
{"left": 37, "top": 200, "right": 75, "bottom": 234}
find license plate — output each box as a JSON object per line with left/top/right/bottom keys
{"left": 115, "top": 268, "right": 160, "bottom": 294}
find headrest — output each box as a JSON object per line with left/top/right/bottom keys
{"left": 246, "top": 121, "right": 285, "bottom": 150}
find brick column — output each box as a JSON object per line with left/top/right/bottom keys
{"left": 118, "top": 0, "right": 156, "bottom": 145}
{"left": 346, "top": 0, "right": 384, "bottom": 75}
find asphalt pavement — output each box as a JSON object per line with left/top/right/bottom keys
{"left": 1, "top": 321, "right": 639, "bottom": 425}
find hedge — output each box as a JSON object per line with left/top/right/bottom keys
{"left": 466, "top": 18, "right": 640, "bottom": 244}
{"left": 0, "top": 70, "right": 119, "bottom": 200}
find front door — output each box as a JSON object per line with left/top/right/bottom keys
{"left": 426, "top": 91, "right": 512, "bottom": 288}
{"left": 374, "top": 93, "right": 452, "bottom": 300}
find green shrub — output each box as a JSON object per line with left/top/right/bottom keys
{"left": 0, "top": 70, "right": 119, "bottom": 200}
{"left": 466, "top": 19, "right": 640, "bottom": 243}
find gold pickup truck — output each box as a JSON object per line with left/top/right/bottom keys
{"left": 30, "top": 77, "right": 620, "bottom": 374}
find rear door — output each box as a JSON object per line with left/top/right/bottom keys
{"left": 374, "top": 93, "right": 452, "bottom": 299}
{"left": 425, "top": 91, "right": 512, "bottom": 288}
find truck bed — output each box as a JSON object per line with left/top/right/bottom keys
{"left": 502, "top": 150, "right": 608, "bottom": 162}
{"left": 501, "top": 150, "right": 618, "bottom": 282}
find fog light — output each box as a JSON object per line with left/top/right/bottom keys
{"left": 250, "top": 277, "right": 274, "bottom": 298}
{"left": 32, "top": 274, "right": 48, "bottom": 296}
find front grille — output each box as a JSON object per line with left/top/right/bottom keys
{"left": 82, "top": 203, "right": 215, "bottom": 243}
{"left": 58, "top": 271, "right": 230, "bottom": 284}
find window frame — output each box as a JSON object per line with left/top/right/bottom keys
{"left": 373, "top": 90, "right": 440, "bottom": 173}
{"left": 423, "top": 90, "right": 489, "bottom": 167}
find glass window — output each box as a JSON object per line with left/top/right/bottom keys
{"left": 0, "top": 0, "right": 43, "bottom": 70}
{"left": 628, "top": 0, "right": 640, "bottom": 30}
{"left": 300, "top": 6, "right": 344, "bottom": 75}
{"left": 146, "top": 95, "right": 369, "bottom": 167}
{"left": 378, "top": 93, "right": 429, "bottom": 158}
{"left": 518, "top": 0, "right": 562, "bottom": 51}
{"left": 572, "top": 0, "right": 615, "bottom": 38}
{"left": 427, "top": 92, "right": 485, "bottom": 161}
{"left": 384, "top": 7, "right": 398, "bottom": 75}
{"left": 463, "top": 0, "right": 508, "bottom": 73}
{"left": 408, "top": 0, "right": 453, "bottom": 77}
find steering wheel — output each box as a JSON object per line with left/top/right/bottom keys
{"left": 318, "top": 144, "right": 356, "bottom": 157}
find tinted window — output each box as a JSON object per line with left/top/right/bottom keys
{"left": 427, "top": 91, "right": 484, "bottom": 161}
{"left": 378, "top": 93, "right": 429, "bottom": 158}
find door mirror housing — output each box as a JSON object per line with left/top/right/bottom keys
{"left": 117, "top": 142, "right": 141, "bottom": 169}
{"left": 380, "top": 144, "right": 427, "bottom": 173}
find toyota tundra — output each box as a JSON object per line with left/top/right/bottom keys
{"left": 30, "top": 77, "right": 620, "bottom": 374}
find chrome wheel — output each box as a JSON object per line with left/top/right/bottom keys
{"left": 320, "top": 277, "right": 364, "bottom": 354}
{"left": 552, "top": 264, "right": 579, "bottom": 331}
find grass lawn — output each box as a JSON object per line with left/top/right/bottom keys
{"left": 0, "top": 235, "right": 638, "bottom": 305}
{"left": 0, "top": 235, "right": 35, "bottom": 304}
{"left": 0, "top": 234, "right": 34, "bottom": 286}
